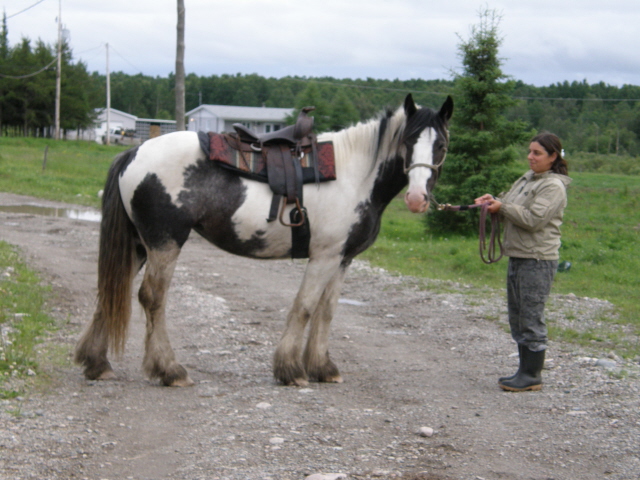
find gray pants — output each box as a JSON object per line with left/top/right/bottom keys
{"left": 507, "top": 258, "right": 557, "bottom": 352}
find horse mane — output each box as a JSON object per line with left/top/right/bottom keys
{"left": 319, "top": 106, "right": 408, "bottom": 172}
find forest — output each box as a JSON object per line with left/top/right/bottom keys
{"left": 2, "top": 23, "right": 640, "bottom": 159}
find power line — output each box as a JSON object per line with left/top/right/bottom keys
{"left": 6, "top": 0, "right": 47, "bottom": 19}
{"left": 108, "top": 44, "right": 143, "bottom": 73}
{"left": 514, "top": 96, "right": 640, "bottom": 102}
{"left": 0, "top": 57, "right": 57, "bottom": 78}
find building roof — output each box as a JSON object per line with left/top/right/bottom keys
{"left": 186, "top": 104, "right": 294, "bottom": 122}
{"left": 137, "top": 118, "right": 177, "bottom": 124}
{"left": 94, "top": 107, "right": 137, "bottom": 121}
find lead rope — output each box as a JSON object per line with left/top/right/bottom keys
{"left": 431, "top": 198, "right": 504, "bottom": 264}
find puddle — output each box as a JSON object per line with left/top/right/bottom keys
{"left": 0, "top": 204, "right": 101, "bottom": 222}
{"left": 339, "top": 298, "right": 368, "bottom": 306}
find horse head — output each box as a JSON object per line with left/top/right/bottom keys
{"left": 401, "top": 94, "right": 453, "bottom": 213}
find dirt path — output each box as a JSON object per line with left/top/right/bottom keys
{"left": 1, "top": 192, "right": 639, "bottom": 480}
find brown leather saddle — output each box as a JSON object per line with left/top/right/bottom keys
{"left": 232, "top": 107, "right": 316, "bottom": 227}
{"left": 198, "top": 107, "right": 336, "bottom": 258}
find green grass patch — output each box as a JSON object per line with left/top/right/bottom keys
{"left": 570, "top": 152, "right": 640, "bottom": 176}
{"left": 557, "top": 172, "right": 640, "bottom": 325}
{"left": 0, "top": 137, "right": 126, "bottom": 208}
{"left": 0, "top": 241, "right": 56, "bottom": 399}
{"left": 361, "top": 197, "right": 509, "bottom": 289}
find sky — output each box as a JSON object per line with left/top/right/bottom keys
{"left": 3, "top": 0, "right": 640, "bottom": 88}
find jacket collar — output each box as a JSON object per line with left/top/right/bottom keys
{"left": 525, "top": 169, "right": 572, "bottom": 186}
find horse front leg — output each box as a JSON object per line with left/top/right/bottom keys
{"left": 273, "top": 256, "right": 342, "bottom": 386}
{"left": 303, "top": 265, "right": 347, "bottom": 383}
{"left": 138, "top": 245, "right": 194, "bottom": 387}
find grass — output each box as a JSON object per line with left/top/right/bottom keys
{"left": 0, "top": 137, "right": 127, "bottom": 208}
{"left": 558, "top": 173, "right": 640, "bottom": 322}
{"left": 0, "top": 241, "right": 56, "bottom": 399}
{"left": 361, "top": 197, "right": 509, "bottom": 290}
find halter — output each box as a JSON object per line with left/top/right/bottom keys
{"left": 402, "top": 127, "right": 449, "bottom": 175}
{"left": 403, "top": 148, "right": 447, "bottom": 174}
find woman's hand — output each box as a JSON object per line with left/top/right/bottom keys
{"left": 486, "top": 199, "right": 502, "bottom": 213}
{"left": 475, "top": 194, "right": 502, "bottom": 213}
{"left": 474, "top": 194, "right": 494, "bottom": 204}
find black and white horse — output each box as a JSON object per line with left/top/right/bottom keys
{"left": 75, "top": 94, "right": 453, "bottom": 387}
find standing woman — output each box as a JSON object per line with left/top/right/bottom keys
{"left": 475, "top": 132, "right": 571, "bottom": 392}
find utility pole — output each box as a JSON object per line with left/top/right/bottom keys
{"left": 54, "top": 0, "right": 62, "bottom": 140}
{"left": 175, "top": 0, "right": 186, "bottom": 131}
{"left": 106, "top": 42, "right": 110, "bottom": 146}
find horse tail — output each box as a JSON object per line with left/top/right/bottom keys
{"left": 97, "top": 147, "right": 142, "bottom": 355}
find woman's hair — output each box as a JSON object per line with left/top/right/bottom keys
{"left": 531, "top": 131, "right": 568, "bottom": 175}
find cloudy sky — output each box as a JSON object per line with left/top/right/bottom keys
{"left": 3, "top": 0, "right": 640, "bottom": 88}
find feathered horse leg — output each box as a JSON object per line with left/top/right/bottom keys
{"left": 273, "top": 255, "right": 343, "bottom": 386}
{"left": 303, "top": 265, "right": 347, "bottom": 383}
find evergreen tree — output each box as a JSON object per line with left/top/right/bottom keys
{"left": 426, "top": 9, "right": 530, "bottom": 236}
{"left": 290, "top": 80, "right": 332, "bottom": 132}
{"left": 329, "top": 88, "right": 359, "bottom": 131}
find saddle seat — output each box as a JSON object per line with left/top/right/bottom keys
{"left": 200, "top": 106, "right": 336, "bottom": 259}
{"left": 233, "top": 106, "right": 315, "bottom": 146}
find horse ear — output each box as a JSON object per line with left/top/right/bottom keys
{"left": 439, "top": 96, "right": 454, "bottom": 123}
{"left": 404, "top": 94, "right": 418, "bottom": 117}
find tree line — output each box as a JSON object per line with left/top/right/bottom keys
{"left": 0, "top": 25, "right": 99, "bottom": 137}
{"left": 2, "top": 14, "right": 640, "bottom": 157}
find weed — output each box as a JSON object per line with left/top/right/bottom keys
{"left": 0, "top": 241, "right": 57, "bottom": 398}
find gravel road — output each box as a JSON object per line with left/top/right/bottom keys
{"left": 1, "top": 192, "right": 639, "bottom": 480}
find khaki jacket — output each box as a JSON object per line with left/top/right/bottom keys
{"left": 497, "top": 170, "right": 572, "bottom": 260}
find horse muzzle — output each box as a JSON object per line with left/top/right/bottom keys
{"left": 404, "top": 190, "right": 430, "bottom": 213}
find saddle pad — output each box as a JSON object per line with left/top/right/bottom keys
{"left": 199, "top": 131, "right": 336, "bottom": 184}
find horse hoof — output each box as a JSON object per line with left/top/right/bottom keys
{"left": 169, "top": 376, "right": 195, "bottom": 387}
{"left": 291, "top": 378, "right": 309, "bottom": 387}
{"left": 96, "top": 369, "right": 116, "bottom": 380}
{"left": 324, "top": 375, "right": 343, "bottom": 384}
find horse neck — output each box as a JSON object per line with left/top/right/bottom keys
{"left": 322, "top": 108, "right": 407, "bottom": 189}
{"left": 365, "top": 108, "right": 409, "bottom": 209}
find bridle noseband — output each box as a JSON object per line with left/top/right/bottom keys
{"left": 402, "top": 148, "right": 447, "bottom": 175}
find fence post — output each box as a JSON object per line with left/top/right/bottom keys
{"left": 42, "top": 145, "right": 49, "bottom": 171}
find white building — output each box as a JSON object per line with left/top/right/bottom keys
{"left": 75, "top": 108, "right": 176, "bottom": 144}
{"left": 93, "top": 108, "right": 137, "bottom": 141}
{"left": 186, "top": 104, "right": 294, "bottom": 135}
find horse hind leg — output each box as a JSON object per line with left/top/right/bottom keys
{"left": 75, "top": 238, "right": 145, "bottom": 381}
{"left": 302, "top": 266, "right": 346, "bottom": 383}
{"left": 74, "top": 308, "right": 117, "bottom": 380}
{"left": 138, "top": 244, "right": 194, "bottom": 387}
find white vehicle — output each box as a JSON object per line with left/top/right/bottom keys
{"left": 102, "top": 128, "right": 140, "bottom": 146}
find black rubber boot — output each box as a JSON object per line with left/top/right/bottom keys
{"left": 499, "top": 344, "right": 524, "bottom": 383}
{"left": 499, "top": 347, "right": 545, "bottom": 392}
